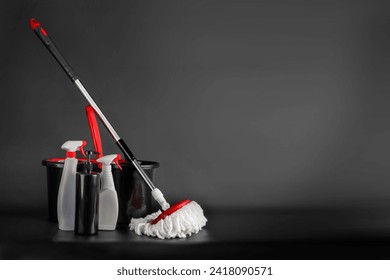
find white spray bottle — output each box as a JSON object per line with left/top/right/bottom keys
{"left": 57, "top": 140, "right": 86, "bottom": 231}
{"left": 97, "top": 154, "right": 121, "bottom": 230}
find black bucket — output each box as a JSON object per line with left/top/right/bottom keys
{"left": 42, "top": 158, "right": 159, "bottom": 225}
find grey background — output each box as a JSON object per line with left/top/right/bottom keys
{"left": 1, "top": 0, "right": 390, "bottom": 210}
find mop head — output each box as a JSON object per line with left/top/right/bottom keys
{"left": 129, "top": 200, "right": 207, "bottom": 239}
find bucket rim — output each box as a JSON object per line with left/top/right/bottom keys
{"left": 42, "top": 158, "right": 160, "bottom": 169}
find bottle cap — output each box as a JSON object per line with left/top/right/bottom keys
{"left": 83, "top": 150, "right": 99, "bottom": 174}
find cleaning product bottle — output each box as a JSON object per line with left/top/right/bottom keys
{"left": 57, "top": 140, "right": 86, "bottom": 231}
{"left": 75, "top": 150, "right": 100, "bottom": 235}
{"left": 97, "top": 154, "right": 121, "bottom": 230}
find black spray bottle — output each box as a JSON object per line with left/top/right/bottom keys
{"left": 75, "top": 150, "right": 100, "bottom": 235}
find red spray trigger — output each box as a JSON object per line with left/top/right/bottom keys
{"left": 114, "top": 154, "right": 122, "bottom": 171}
{"left": 79, "top": 141, "right": 87, "bottom": 157}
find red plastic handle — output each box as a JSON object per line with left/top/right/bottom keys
{"left": 86, "top": 105, "right": 103, "bottom": 158}
{"left": 151, "top": 199, "right": 191, "bottom": 225}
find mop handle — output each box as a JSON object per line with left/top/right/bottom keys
{"left": 29, "top": 18, "right": 158, "bottom": 192}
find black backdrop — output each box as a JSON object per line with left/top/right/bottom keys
{"left": 1, "top": 0, "right": 390, "bottom": 211}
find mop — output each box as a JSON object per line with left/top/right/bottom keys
{"left": 130, "top": 200, "right": 207, "bottom": 239}
{"left": 30, "top": 18, "right": 207, "bottom": 239}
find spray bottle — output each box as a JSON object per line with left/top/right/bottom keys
{"left": 57, "top": 140, "right": 86, "bottom": 231}
{"left": 97, "top": 154, "right": 121, "bottom": 230}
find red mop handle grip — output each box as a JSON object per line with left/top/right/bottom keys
{"left": 85, "top": 105, "right": 103, "bottom": 158}
{"left": 30, "top": 18, "right": 79, "bottom": 82}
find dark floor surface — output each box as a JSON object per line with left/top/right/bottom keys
{"left": 1, "top": 206, "right": 390, "bottom": 259}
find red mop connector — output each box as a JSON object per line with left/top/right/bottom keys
{"left": 151, "top": 199, "right": 191, "bottom": 225}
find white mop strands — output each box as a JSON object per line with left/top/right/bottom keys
{"left": 129, "top": 201, "right": 207, "bottom": 239}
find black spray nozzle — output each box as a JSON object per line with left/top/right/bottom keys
{"left": 84, "top": 150, "right": 99, "bottom": 174}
